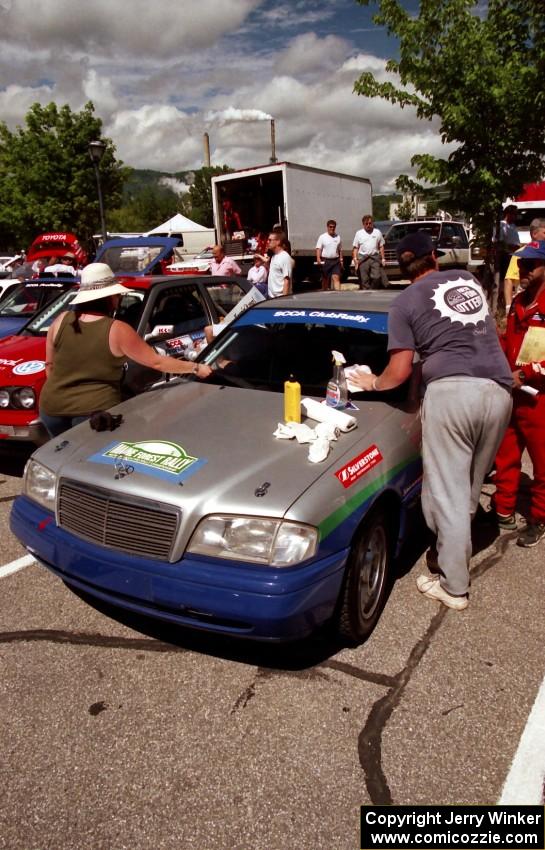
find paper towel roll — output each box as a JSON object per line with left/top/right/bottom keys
{"left": 301, "top": 397, "right": 357, "bottom": 432}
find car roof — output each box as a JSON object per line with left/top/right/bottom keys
{"left": 117, "top": 274, "right": 250, "bottom": 293}
{"left": 252, "top": 289, "right": 400, "bottom": 313}
{"left": 99, "top": 237, "right": 180, "bottom": 250}
{"left": 388, "top": 219, "right": 465, "bottom": 228}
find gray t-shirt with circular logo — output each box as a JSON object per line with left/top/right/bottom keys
{"left": 387, "top": 270, "right": 512, "bottom": 390}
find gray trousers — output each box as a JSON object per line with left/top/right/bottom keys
{"left": 358, "top": 256, "right": 384, "bottom": 289}
{"left": 421, "top": 377, "right": 512, "bottom": 596}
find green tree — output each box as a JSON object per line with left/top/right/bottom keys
{"left": 0, "top": 101, "right": 127, "bottom": 250}
{"left": 184, "top": 165, "right": 233, "bottom": 227}
{"left": 395, "top": 197, "right": 415, "bottom": 221}
{"left": 354, "top": 0, "right": 545, "bottom": 244}
{"left": 373, "top": 194, "right": 401, "bottom": 220}
{"left": 108, "top": 184, "right": 181, "bottom": 233}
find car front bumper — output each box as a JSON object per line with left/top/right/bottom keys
{"left": 0, "top": 417, "right": 48, "bottom": 444}
{"left": 11, "top": 496, "right": 350, "bottom": 641}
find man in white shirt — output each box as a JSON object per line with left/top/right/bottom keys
{"left": 352, "top": 215, "right": 386, "bottom": 289}
{"left": 316, "top": 220, "right": 342, "bottom": 291}
{"left": 267, "top": 232, "right": 292, "bottom": 298}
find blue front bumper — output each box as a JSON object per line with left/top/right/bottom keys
{"left": 11, "top": 496, "right": 349, "bottom": 641}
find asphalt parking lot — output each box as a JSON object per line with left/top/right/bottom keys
{"left": 1, "top": 441, "right": 544, "bottom": 850}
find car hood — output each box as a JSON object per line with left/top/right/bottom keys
{"left": 37, "top": 382, "right": 392, "bottom": 518}
{"left": 0, "top": 334, "right": 46, "bottom": 385}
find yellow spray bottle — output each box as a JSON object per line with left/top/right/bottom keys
{"left": 284, "top": 374, "right": 301, "bottom": 423}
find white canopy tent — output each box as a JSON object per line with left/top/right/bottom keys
{"left": 146, "top": 213, "right": 210, "bottom": 236}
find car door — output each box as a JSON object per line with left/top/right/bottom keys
{"left": 122, "top": 280, "right": 214, "bottom": 396}
{"left": 437, "top": 223, "right": 470, "bottom": 270}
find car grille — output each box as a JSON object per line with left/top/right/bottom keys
{"left": 384, "top": 248, "right": 398, "bottom": 263}
{"left": 58, "top": 480, "right": 180, "bottom": 561}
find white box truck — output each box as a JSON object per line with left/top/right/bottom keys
{"left": 211, "top": 162, "right": 372, "bottom": 286}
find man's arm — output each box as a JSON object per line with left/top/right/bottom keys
{"left": 352, "top": 233, "right": 360, "bottom": 266}
{"left": 351, "top": 349, "right": 414, "bottom": 391}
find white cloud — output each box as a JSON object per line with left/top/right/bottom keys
{"left": 0, "top": 2, "right": 452, "bottom": 191}
{"left": 0, "top": 0, "right": 261, "bottom": 58}
{"left": 106, "top": 105, "right": 203, "bottom": 170}
{"left": 274, "top": 32, "right": 350, "bottom": 75}
{"left": 82, "top": 70, "right": 118, "bottom": 115}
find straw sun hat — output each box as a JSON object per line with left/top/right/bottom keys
{"left": 71, "top": 263, "right": 128, "bottom": 305}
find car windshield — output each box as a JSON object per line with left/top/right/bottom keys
{"left": 98, "top": 245, "right": 163, "bottom": 274}
{"left": 23, "top": 288, "right": 144, "bottom": 336}
{"left": 385, "top": 223, "right": 441, "bottom": 244}
{"left": 0, "top": 280, "right": 71, "bottom": 318}
{"left": 198, "top": 307, "right": 406, "bottom": 399}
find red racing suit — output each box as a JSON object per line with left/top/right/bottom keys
{"left": 493, "top": 288, "right": 545, "bottom": 522}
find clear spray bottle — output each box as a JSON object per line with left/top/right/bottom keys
{"left": 326, "top": 350, "right": 348, "bottom": 409}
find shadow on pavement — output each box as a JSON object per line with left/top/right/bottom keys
{"left": 0, "top": 442, "right": 33, "bottom": 478}
{"left": 68, "top": 584, "right": 347, "bottom": 671}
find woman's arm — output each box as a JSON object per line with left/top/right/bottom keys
{"left": 110, "top": 321, "right": 212, "bottom": 378}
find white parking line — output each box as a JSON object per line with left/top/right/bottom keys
{"left": 498, "top": 674, "right": 545, "bottom": 804}
{"left": 0, "top": 553, "right": 35, "bottom": 579}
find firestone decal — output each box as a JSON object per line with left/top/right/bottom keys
{"left": 87, "top": 439, "right": 207, "bottom": 483}
{"left": 431, "top": 279, "right": 489, "bottom": 326}
{"left": 12, "top": 360, "right": 46, "bottom": 376}
{"left": 335, "top": 444, "right": 383, "bottom": 489}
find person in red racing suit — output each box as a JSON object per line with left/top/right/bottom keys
{"left": 492, "top": 240, "right": 545, "bottom": 547}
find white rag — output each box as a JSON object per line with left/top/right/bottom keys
{"left": 272, "top": 422, "right": 316, "bottom": 443}
{"left": 301, "top": 397, "right": 357, "bottom": 432}
{"left": 344, "top": 364, "right": 372, "bottom": 394}
{"left": 272, "top": 421, "right": 336, "bottom": 463}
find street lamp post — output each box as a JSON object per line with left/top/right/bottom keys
{"left": 88, "top": 139, "right": 107, "bottom": 243}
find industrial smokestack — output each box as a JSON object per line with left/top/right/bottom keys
{"left": 203, "top": 132, "right": 211, "bottom": 167}
{"left": 270, "top": 119, "right": 277, "bottom": 164}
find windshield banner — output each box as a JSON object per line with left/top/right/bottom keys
{"left": 234, "top": 308, "right": 388, "bottom": 333}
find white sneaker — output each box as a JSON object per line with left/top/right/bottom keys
{"left": 416, "top": 575, "right": 468, "bottom": 611}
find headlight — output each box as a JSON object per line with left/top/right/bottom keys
{"left": 23, "top": 459, "right": 57, "bottom": 511}
{"left": 12, "top": 387, "right": 36, "bottom": 409}
{"left": 0, "top": 389, "right": 9, "bottom": 408}
{"left": 187, "top": 515, "right": 318, "bottom": 567}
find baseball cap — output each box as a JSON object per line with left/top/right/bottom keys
{"left": 396, "top": 230, "right": 445, "bottom": 261}
{"left": 515, "top": 240, "right": 545, "bottom": 261}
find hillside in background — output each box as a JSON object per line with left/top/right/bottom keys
{"left": 123, "top": 168, "right": 195, "bottom": 200}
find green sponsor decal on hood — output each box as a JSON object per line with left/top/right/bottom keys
{"left": 104, "top": 440, "right": 197, "bottom": 475}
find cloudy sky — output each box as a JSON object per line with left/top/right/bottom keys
{"left": 0, "top": 0, "right": 449, "bottom": 193}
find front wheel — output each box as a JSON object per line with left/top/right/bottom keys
{"left": 336, "top": 509, "right": 393, "bottom": 643}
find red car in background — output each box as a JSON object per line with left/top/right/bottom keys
{"left": 26, "top": 232, "right": 87, "bottom": 268}
{"left": 0, "top": 273, "right": 251, "bottom": 444}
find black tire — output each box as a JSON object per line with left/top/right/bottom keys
{"left": 336, "top": 508, "right": 393, "bottom": 643}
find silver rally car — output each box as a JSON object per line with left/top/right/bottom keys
{"left": 11, "top": 291, "right": 422, "bottom": 643}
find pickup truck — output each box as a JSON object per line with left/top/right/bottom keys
{"left": 383, "top": 220, "right": 470, "bottom": 280}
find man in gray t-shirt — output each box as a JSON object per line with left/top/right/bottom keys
{"left": 351, "top": 231, "right": 513, "bottom": 612}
